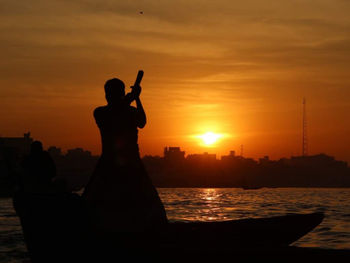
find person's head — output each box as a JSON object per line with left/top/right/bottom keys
{"left": 104, "top": 78, "right": 125, "bottom": 105}
{"left": 31, "top": 141, "right": 43, "bottom": 154}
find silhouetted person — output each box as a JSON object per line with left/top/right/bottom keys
{"left": 83, "top": 78, "right": 167, "bottom": 236}
{"left": 18, "top": 141, "right": 57, "bottom": 194}
{"left": 13, "top": 141, "right": 88, "bottom": 262}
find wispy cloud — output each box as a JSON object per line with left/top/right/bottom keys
{"left": 0, "top": 0, "right": 349, "bottom": 160}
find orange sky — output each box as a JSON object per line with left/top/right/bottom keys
{"left": 0, "top": 1, "right": 349, "bottom": 162}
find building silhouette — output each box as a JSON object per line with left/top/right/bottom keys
{"left": 187, "top": 152, "right": 217, "bottom": 163}
{"left": 47, "top": 146, "right": 62, "bottom": 159}
{"left": 143, "top": 148, "right": 350, "bottom": 188}
{"left": 0, "top": 132, "right": 33, "bottom": 159}
{"left": 0, "top": 133, "right": 34, "bottom": 196}
{"left": 164, "top": 147, "right": 185, "bottom": 162}
{"left": 1, "top": 133, "right": 350, "bottom": 195}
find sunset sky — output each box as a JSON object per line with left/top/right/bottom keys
{"left": 1, "top": 0, "right": 349, "bottom": 162}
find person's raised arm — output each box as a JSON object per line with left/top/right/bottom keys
{"left": 135, "top": 96, "right": 146, "bottom": 128}
{"left": 132, "top": 85, "right": 146, "bottom": 128}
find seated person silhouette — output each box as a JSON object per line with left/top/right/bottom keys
{"left": 15, "top": 141, "right": 89, "bottom": 260}
{"left": 83, "top": 78, "right": 167, "bottom": 235}
{"left": 18, "top": 141, "right": 60, "bottom": 194}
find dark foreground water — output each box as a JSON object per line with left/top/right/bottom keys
{"left": 1, "top": 188, "right": 350, "bottom": 262}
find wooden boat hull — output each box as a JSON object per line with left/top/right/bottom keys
{"left": 13, "top": 193, "right": 324, "bottom": 261}
{"left": 163, "top": 212, "right": 324, "bottom": 247}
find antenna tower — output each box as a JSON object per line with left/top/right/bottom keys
{"left": 302, "top": 98, "right": 308, "bottom": 156}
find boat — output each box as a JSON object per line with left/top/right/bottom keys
{"left": 163, "top": 212, "right": 324, "bottom": 248}
{"left": 12, "top": 192, "right": 324, "bottom": 261}
{"left": 242, "top": 186, "right": 263, "bottom": 190}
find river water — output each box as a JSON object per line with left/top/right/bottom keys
{"left": 1, "top": 188, "right": 350, "bottom": 262}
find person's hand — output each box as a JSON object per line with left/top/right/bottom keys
{"left": 131, "top": 85, "right": 142, "bottom": 98}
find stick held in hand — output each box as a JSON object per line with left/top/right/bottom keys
{"left": 134, "top": 70, "right": 144, "bottom": 86}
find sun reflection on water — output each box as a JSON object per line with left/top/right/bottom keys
{"left": 200, "top": 188, "right": 219, "bottom": 201}
{"left": 197, "top": 188, "right": 227, "bottom": 221}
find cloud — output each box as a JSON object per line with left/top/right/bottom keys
{"left": 0, "top": 0, "right": 350, "bottom": 160}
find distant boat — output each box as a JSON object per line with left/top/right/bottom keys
{"left": 242, "top": 186, "right": 263, "bottom": 190}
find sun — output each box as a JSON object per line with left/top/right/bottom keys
{"left": 198, "top": 132, "right": 222, "bottom": 146}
